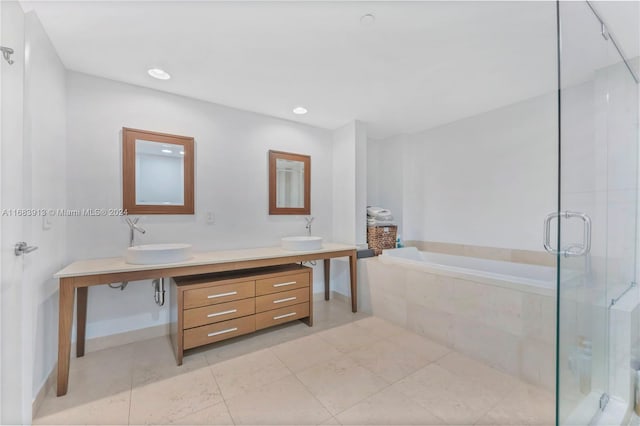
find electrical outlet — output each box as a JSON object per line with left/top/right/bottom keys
{"left": 206, "top": 211, "right": 215, "bottom": 225}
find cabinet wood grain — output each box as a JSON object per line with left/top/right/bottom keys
{"left": 171, "top": 264, "right": 312, "bottom": 365}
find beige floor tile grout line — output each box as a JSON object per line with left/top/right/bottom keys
{"left": 266, "top": 344, "right": 337, "bottom": 425}
{"left": 126, "top": 360, "right": 135, "bottom": 426}
{"left": 326, "top": 353, "right": 453, "bottom": 425}
{"left": 205, "top": 355, "right": 238, "bottom": 426}
{"left": 264, "top": 325, "right": 360, "bottom": 423}
{"left": 468, "top": 376, "right": 521, "bottom": 426}
{"left": 433, "top": 350, "right": 524, "bottom": 426}
{"left": 278, "top": 320, "right": 398, "bottom": 424}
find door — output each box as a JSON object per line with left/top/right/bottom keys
{"left": 554, "top": 1, "right": 639, "bottom": 424}
{"left": 0, "top": 1, "right": 30, "bottom": 424}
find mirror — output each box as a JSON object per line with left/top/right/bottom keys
{"left": 269, "top": 150, "right": 310, "bottom": 215}
{"left": 123, "top": 128, "right": 194, "bottom": 214}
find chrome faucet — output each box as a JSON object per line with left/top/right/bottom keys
{"left": 125, "top": 216, "right": 146, "bottom": 247}
{"left": 304, "top": 216, "right": 314, "bottom": 236}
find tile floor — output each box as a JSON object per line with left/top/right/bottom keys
{"left": 34, "top": 297, "right": 555, "bottom": 425}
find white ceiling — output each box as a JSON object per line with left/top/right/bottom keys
{"left": 22, "top": 1, "right": 639, "bottom": 139}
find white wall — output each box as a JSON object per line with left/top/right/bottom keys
{"left": 354, "top": 121, "right": 368, "bottom": 247}
{"left": 66, "top": 72, "right": 337, "bottom": 340}
{"left": 369, "top": 93, "right": 558, "bottom": 251}
{"left": 330, "top": 121, "right": 367, "bottom": 296}
{"left": 23, "top": 11, "right": 67, "bottom": 401}
{"left": 331, "top": 120, "right": 367, "bottom": 247}
{"left": 0, "top": 2, "right": 30, "bottom": 422}
{"left": 332, "top": 123, "right": 357, "bottom": 245}
{"left": 367, "top": 135, "right": 406, "bottom": 236}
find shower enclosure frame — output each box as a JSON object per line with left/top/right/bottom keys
{"left": 554, "top": 1, "right": 640, "bottom": 425}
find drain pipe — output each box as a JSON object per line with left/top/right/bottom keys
{"left": 153, "top": 278, "right": 166, "bottom": 306}
{"left": 108, "top": 281, "right": 128, "bottom": 291}
{"left": 109, "top": 278, "right": 165, "bottom": 306}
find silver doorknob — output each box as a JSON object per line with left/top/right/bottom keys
{"left": 15, "top": 241, "right": 38, "bottom": 256}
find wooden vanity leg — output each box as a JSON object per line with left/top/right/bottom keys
{"left": 349, "top": 252, "right": 357, "bottom": 313}
{"left": 76, "top": 286, "right": 88, "bottom": 358}
{"left": 323, "top": 259, "right": 330, "bottom": 301}
{"left": 57, "top": 279, "right": 75, "bottom": 396}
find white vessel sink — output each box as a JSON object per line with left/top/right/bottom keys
{"left": 281, "top": 236, "right": 323, "bottom": 251}
{"left": 125, "top": 243, "right": 193, "bottom": 265}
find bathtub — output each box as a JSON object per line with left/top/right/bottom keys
{"left": 379, "top": 247, "right": 556, "bottom": 296}
{"left": 360, "top": 246, "right": 557, "bottom": 390}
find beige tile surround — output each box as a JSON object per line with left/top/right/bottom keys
{"left": 33, "top": 297, "right": 554, "bottom": 425}
{"left": 359, "top": 257, "right": 557, "bottom": 391}
{"left": 405, "top": 240, "right": 556, "bottom": 267}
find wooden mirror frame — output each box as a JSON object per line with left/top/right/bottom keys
{"left": 123, "top": 127, "right": 195, "bottom": 214}
{"left": 269, "top": 150, "right": 311, "bottom": 215}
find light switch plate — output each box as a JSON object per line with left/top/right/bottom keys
{"left": 42, "top": 215, "right": 52, "bottom": 230}
{"left": 206, "top": 211, "right": 215, "bottom": 225}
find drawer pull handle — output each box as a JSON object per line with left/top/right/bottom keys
{"left": 273, "top": 281, "right": 296, "bottom": 288}
{"left": 207, "top": 327, "right": 238, "bottom": 337}
{"left": 273, "top": 297, "right": 297, "bottom": 304}
{"left": 273, "top": 312, "right": 297, "bottom": 320}
{"left": 208, "top": 291, "right": 237, "bottom": 299}
{"left": 207, "top": 309, "right": 237, "bottom": 318}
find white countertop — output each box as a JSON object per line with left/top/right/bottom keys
{"left": 54, "top": 243, "right": 356, "bottom": 278}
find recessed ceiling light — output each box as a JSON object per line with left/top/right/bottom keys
{"left": 179, "top": 151, "right": 185, "bottom": 155}
{"left": 360, "top": 13, "right": 376, "bottom": 26}
{"left": 148, "top": 68, "right": 171, "bottom": 80}
{"left": 161, "top": 149, "right": 173, "bottom": 154}
{"left": 293, "top": 106, "right": 308, "bottom": 115}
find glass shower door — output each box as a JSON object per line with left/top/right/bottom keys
{"left": 555, "top": 1, "right": 639, "bottom": 425}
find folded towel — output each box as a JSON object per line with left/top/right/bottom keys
{"left": 367, "top": 206, "right": 392, "bottom": 217}
{"left": 367, "top": 218, "right": 396, "bottom": 226}
{"left": 368, "top": 222, "right": 396, "bottom": 227}
{"left": 373, "top": 213, "right": 394, "bottom": 221}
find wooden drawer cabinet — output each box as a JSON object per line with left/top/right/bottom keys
{"left": 183, "top": 280, "right": 254, "bottom": 309}
{"left": 255, "top": 287, "right": 309, "bottom": 313}
{"left": 255, "top": 302, "right": 310, "bottom": 330}
{"left": 184, "top": 316, "right": 255, "bottom": 350}
{"left": 255, "top": 272, "right": 310, "bottom": 296}
{"left": 171, "top": 264, "right": 312, "bottom": 364}
{"left": 184, "top": 298, "right": 255, "bottom": 329}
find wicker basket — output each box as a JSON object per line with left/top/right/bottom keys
{"left": 367, "top": 225, "right": 397, "bottom": 255}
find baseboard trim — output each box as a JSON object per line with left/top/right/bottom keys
{"left": 329, "top": 290, "right": 350, "bottom": 304}
{"left": 71, "top": 323, "right": 170, "bottom": 359}
{"left": 32, "top": 364, "right": 56, "bottom": 418}
{"left": 312, "top": 290, "right": 350, "bottom": 304}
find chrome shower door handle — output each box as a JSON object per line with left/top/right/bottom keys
{"left": 543, "top": 212, "right": 561, "bottom": 255}
{"left": 543, "top": 211, "right": 592, "bottom": 257}
{"left": 564, "top": 211, "right": 591, "bottom": 257}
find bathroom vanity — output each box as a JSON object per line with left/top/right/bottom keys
{"left": 171, "top": 264, "right": 312, "bottom": 365}
{"left": 53, "top": 243, "right": 357, "bottom": 396}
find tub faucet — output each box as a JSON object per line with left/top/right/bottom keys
{"left": 125, "top": 216, "right": 146, "bottom": 247}
{"left": 304, "top": 216, "right": 314, "bottom": 236}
